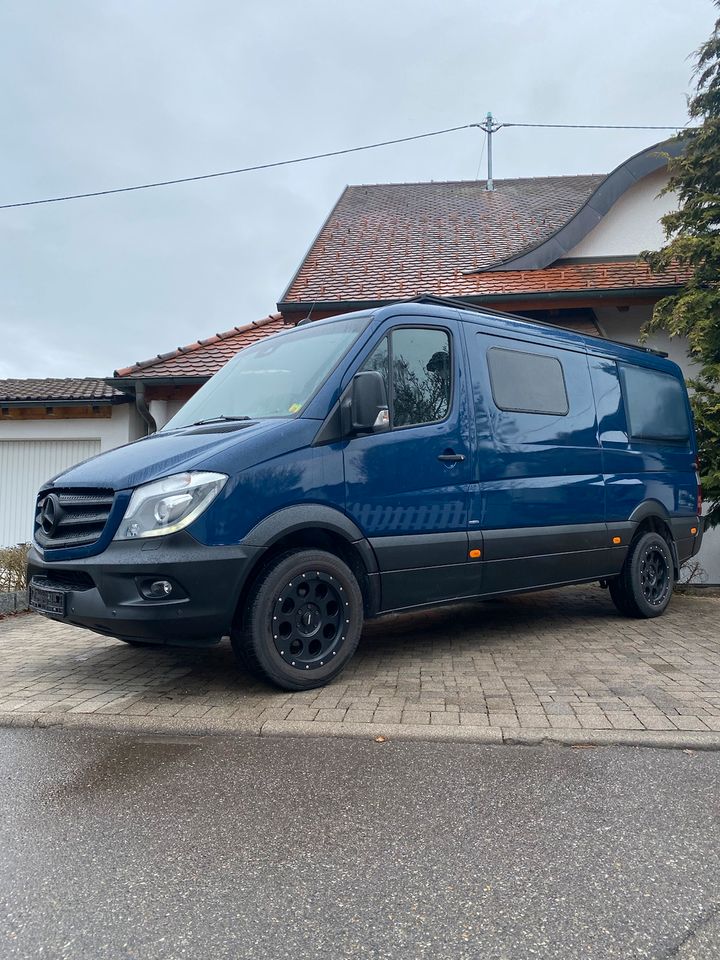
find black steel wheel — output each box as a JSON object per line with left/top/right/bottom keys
{"left": 609, "top": 531, "right": 674, "bottom": 619}
{"left": 639, "top": 543, "right": 670, "bottom": 606}
{"left": 232, "top": 549, "right": 364, "bottom": 690}
{"left": 272, "top": 570, "right": 348, "bottom": 670}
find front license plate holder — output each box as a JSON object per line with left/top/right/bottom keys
{"left": 29, "top": 582, "right": 68, "bottom": 617}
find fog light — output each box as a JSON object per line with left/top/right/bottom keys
{"left": 149, "top": 580, "right": 173, "bottom": 598}
{"left": 137, "top": 577, "right": 185, "bottom": 601}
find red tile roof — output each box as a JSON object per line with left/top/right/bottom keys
{"left": 282, "top": 176, "right": 606, "bottom": 304}
{"left": 115, "top": 313, "right": 286, "bottom": 378}
{"left": 0, "top": 378, "right": 122, "bottom": 403}
{"left": 280, "top": 174, "right": 691, "bottom": 307}
{"left": 438, "top": 258, "right": 692, "bottom": 299}
{"left": 283, "top": 254, "right": 690, "bottom": 306}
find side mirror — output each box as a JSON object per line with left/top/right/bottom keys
{"left": 348, "top": 371, "right": 390, "bottom": 434}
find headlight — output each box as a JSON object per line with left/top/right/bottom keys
{"left": 114, "top": 471, "right": 228, "bottom": 541}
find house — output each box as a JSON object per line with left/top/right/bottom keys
{"left": 0, "top": 378, "right": 144, "bottom": 546}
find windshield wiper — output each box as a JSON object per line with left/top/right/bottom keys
{"left": 191, "top": 415, "right": 252, "bottom": 426}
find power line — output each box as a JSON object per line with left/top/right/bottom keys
{"left": 0, "top": 119, "right": 693, "bottom": 211}
{"left": 0, "top": 123, "right": 475, "bottom": 211}
{"left": 502, "top": 121, "right": 690, "bottom": 130}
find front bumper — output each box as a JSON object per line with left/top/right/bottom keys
{"left": 27, "top": 532, "right": 262, "bottom": 645}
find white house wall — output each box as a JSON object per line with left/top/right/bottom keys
{"left": 593, "top": 305, "right": 699, "bottom": 374}
{"left": 566, "top": 169, "right": 677, "bottom": 259}
{"left": 0, "top": 403, "right": 145, "bottom": 453}
{"left": 149, "top": 399, "right": 185, "bottom": 430}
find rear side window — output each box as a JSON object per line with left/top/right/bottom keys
{"left": 619, "top": 363, "right": 690, "bottom": 441}
{"left": 487, "top": 347, "right": 569, "bottom": 416}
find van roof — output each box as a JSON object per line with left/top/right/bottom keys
{"left": 373, "top": 295, "right": 678, "bottom": 372}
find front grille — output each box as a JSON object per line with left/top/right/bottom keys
{"left": 35, "top": 488, "right": 115, "bottom": 550}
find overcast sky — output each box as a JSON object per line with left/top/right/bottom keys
{"left": 0, "top": 0, "right": 716, "bottom": 379}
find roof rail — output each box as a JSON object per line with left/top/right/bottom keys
{"left": 403, "top": 293, "right": 669, "bottom": 358}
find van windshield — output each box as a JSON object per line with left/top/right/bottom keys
{"left": 164, "top": 314, "right": 370, "bottom": 429}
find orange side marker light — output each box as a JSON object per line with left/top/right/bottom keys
{"left": 469, "top": 549, "right": 482, "bottom": 559}
{"left": 612, "top": 537, "right": 622, "bottom": 545}
{"left": 691, "top": 527, "right": 698, "bottom": 536}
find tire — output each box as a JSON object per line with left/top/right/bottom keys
{"left": 608, "top": 531, "right": 674, "bottom": 619}
{"left": 231, "top": 549, "right": 364, "bottom": 691}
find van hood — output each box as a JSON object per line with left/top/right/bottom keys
{"left": 46, "top": 418, "right": 313, "bottom": 491}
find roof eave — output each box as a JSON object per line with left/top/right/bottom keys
{"left": 106, "top": 376, "right": 210, "bottom": 391}
{"left": 279, "top": 297, "right": 388, "bottom": 315}
{"left": 458, "top": 285, "right": 684, "bottom": 304}
{"left": 279, "top": 282, "right": 684, "bottom": 315}
{"left": 0, "top": 395, "right": 126, "bottom": 407}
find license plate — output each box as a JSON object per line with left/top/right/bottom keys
{"left": 29, "top": 582, "right": 68, "bottom": 617}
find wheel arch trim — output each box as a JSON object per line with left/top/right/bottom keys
{"left": 627, "top": 500, "right": 672, "bottom": 526}
{"left": 243, "top": 504, "right": 379, "bottom": 574}
{"left": 626, "top": 501, "right": 680, "bottom": 578}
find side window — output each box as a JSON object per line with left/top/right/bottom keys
{"left": 393, "top": 328, "right": 451, "bottom": 426}
{"left": 487, "top": 346, "right": 569, "bottom": 416}
{"left": 618, "top": 363, "right": 690, "bottom": 441}
{"left": 361, "top": 334, "right": 389, "bottom": 398}
{"left": 361, "top": 327, "right": 452, "bottom": 428}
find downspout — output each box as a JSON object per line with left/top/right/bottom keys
{"left": 134, "top": 380, "right": 157, "bottom": 434}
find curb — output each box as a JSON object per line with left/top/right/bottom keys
{"left": 2, "top": 711, "right": 720, "bottom": 751}
{"left": 260, "top": 719, "right": 505, "bottom": 744}
{"left": 501, "top": 726, "right": 720, "bottom": 751}
{"left": 0, "top": 712, "right": 264, "bottom": 737}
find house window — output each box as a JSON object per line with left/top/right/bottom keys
{"left": 487, "top": 346, "right": 569, "bottom": 416}
{"left": 618, "top": 363, "right": 690, "bottom": 441}
{"left": 361, "top": 327, "right": 452, "bottom": 428}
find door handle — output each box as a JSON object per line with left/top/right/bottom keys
{"left": 437, "top": 452, "right": 465, "bottom": 462}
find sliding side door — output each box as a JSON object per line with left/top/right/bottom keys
{"left": 467, "top": 331, "right": 613, "bottom": 594}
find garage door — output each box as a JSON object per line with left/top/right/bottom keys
{"left": 0, "top": 439, "right": 101, "bottom": 547}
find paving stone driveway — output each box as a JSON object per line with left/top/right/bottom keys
{"left": 2, "top": 585, "right": 720, "bottom": 748}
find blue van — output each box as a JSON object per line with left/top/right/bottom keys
{"left": 28, "top": 297, "right": 703, "bottom": 690}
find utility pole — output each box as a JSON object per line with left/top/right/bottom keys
{"left": 475, "top": 112, "right": 502, "bottom": 191}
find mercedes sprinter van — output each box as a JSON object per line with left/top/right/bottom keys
{"left": 28, "top": 298, "right": 703, "bottom": 690}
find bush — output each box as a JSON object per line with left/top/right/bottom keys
{"left": 0, "top": 544, "right": 30, "bottom": 592}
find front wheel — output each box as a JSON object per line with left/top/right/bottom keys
{"left": 232, "top": 549, "right": 364, "bottom": 691}
{"left": 609, "top": 531, "right": 674, "bottom": 619}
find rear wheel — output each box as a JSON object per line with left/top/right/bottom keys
{"left": 609, "top": 531, "right": 674, "bottom": 618}
{"left": 232, "top": 549, "right": 364, "bottom": 690}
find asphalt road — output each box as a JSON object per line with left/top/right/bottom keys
{"left": 1, "top": 729, "right": 719, "bottom": 960}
